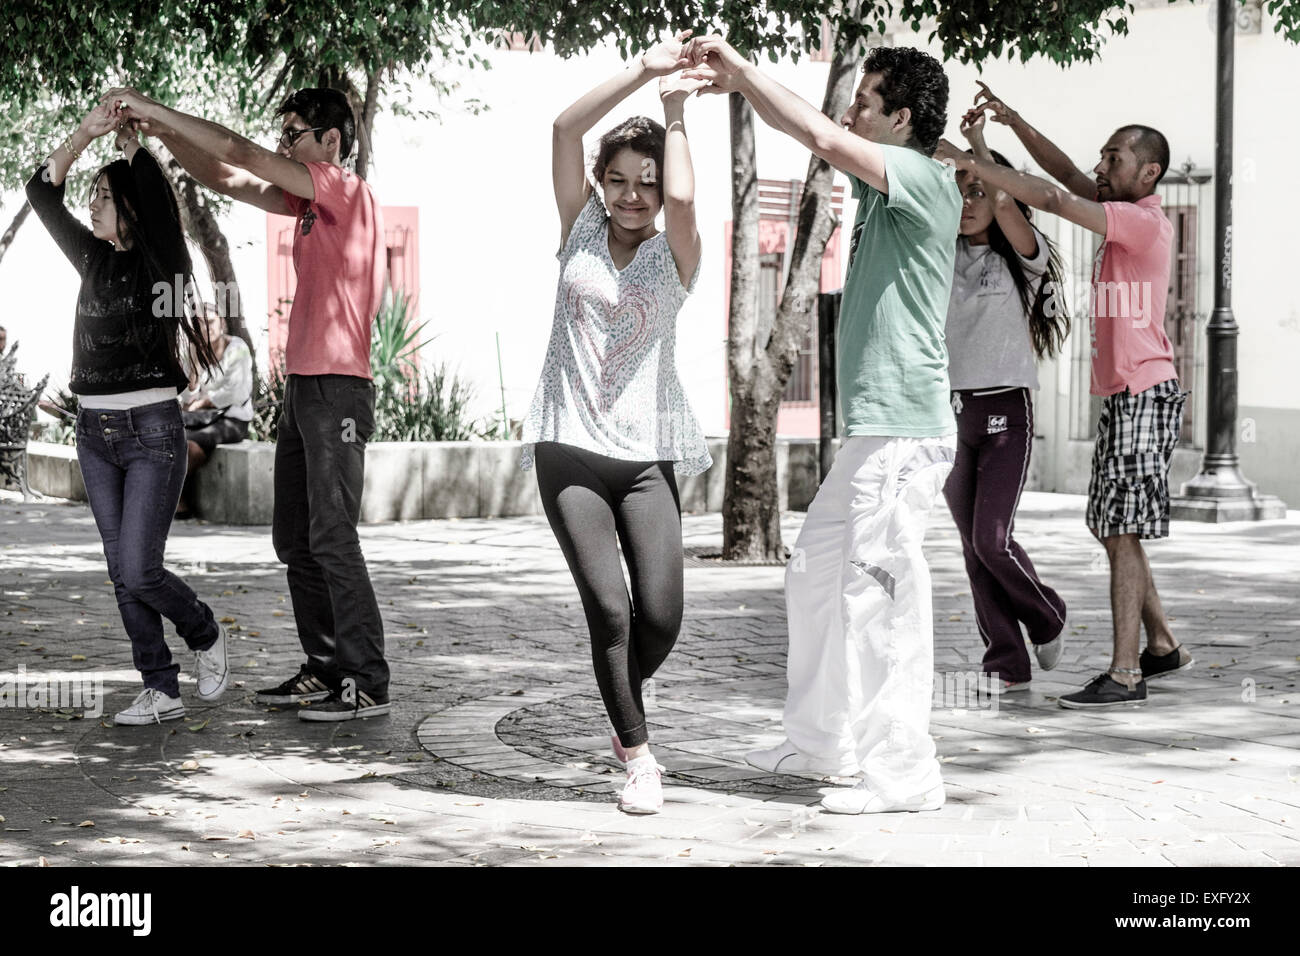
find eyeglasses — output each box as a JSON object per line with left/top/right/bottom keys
{"left": 277, "top": 126, "right": 324, "bottom": 149}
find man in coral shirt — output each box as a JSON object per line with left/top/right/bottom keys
{"left": 936, "top": 84, "right": 1192, "bottom": 709}
{"left": 112, "top": 86, "right": 392, "bottom": 722}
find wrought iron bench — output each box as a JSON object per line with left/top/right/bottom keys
{"left": 0, "top": 345, "right": 50, "bottom": 501}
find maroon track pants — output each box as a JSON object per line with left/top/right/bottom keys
{"left": 942, "top": 388, "right": 1067, "bottom": 683}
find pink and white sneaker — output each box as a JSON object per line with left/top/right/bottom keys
{"left": 619, "top": 755, "right": 664, "bottom": 814}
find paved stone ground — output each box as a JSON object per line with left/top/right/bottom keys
{"left": 1, "top": 487, "right": 1298, "bottom": 867}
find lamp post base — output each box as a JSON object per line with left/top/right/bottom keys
{"left": 1170, "top": 493, "right": 1287, "bottom": 522}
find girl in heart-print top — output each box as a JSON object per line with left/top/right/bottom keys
{"left": 520, "top": 32, "right": 711, "bottom": 815}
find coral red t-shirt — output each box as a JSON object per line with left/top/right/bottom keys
{"left": 1089, "top": 194, "right": 1178, "bottom": 396}
{"left": 282, "top": 162, "right": 385, "bottom": 379}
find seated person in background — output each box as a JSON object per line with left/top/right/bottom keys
{"left": 177, "top": 303, "right": 253, "bottom": 517}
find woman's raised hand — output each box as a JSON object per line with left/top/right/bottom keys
{"left": 680, "top": 35, "right": 747, "bottom": 93}
{"left": 641, "top": 30, "right": 693, "bottom": 75}
{"left": 103, "top": 87, "right": 159, "bottom": 125}
{"left": 959, "top": 106, "right": 987, "bottom": 144}
{"left": 78, "top": 100, "right": 118, "bottom": 140}
{"left": 971, "top": 81, "right": 1018, "bottom": 126}
{"left": 659, "top": 72, "right": 711, "bottom": 104}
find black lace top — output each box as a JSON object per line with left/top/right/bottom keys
{"left": 25, "top": 148, "right": 189, "bottom": 395}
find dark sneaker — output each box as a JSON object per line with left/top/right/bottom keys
{"left": 255, "top": 664, "right": 335, "bottom": 705}
{"left": 298, "top": 678, "right": 391, "bottom": 722}
{"left": 1140, "top": 645, "right": 1194, "bottom": 679}
{"left": 1059, "top": 673, "right": 1147, "bottom": 709}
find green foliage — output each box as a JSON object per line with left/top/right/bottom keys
{"left": 247, "top": 359, "right": 286, "bottom": 442}
{"left": 370, "top": 288, "right": 480, "bottom": 441}
{"left": 0, "top": 1, "right": 486, "bottom": 192}
{"left": 463, "top": 0, "right": 1299, "bottom": 66}
{"left": 1265, "top": 0, "right": 1300, "bottom": 41}
{"left": 30, "top": 387, "right": 79, "bottom": 446}
{"left": 372, "top": 361, "right": 480, "bottom": 442}
{"left": 247, "top": 293, "right": 480, "bottom": 443}
{"left": 371, "top": 289, "right": 429, "bottom": 383}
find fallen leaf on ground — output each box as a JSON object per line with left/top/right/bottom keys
{"left": 188, "top": 719, "right": 209, "bottom": 733}
{"left": 179, "top": 760, "right": 200, "bottom": 771}
{"left": 212, "top": 852, "right": 229, "bottom": 859}
{"left": 77, "top": 820, "right": 94, "bottom": 828}
{"left": 70, "top": 654, "right": 86, "bottom": 662}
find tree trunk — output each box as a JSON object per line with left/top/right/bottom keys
{"left": 162, "top": 159, "right": 260, "bottom": 383}
{"left": 354, "top": 65, "right": 384, "bottom": 181}
{"left": 721, "top": 33, "right": 863, "bottom": 562}
{"left": 0, "top": 201, "right": 31, "bottom": 268}
{"left": 721, "top": 92, "right": 774, "bottom": 561}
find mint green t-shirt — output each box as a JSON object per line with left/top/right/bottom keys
{"left": 839, "top": 145, "right": 961, "bottom": 437}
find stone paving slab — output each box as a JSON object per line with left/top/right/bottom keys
{"left": 1, "top": 488, "right": 1298, "bottom": 866}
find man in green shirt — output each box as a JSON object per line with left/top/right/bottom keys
{"left": 686, "top": 39, "right": 960, "bottom": 813}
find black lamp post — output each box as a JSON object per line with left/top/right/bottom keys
{"left": 1171, "top": 0, "right": 1285, "bottom": 521}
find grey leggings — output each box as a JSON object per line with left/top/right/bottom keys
{"left": 534, "top": 442, "right": 683, "bottom": 748}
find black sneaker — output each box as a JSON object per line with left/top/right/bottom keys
{"left": 1140, "top": 645, "right": 1194, "bottom": 679}
{"left": 255, "top": 664, "right": 335, "bottom": 705}
{"left": 1059, "top": 673, "right": 1147, "bottom": 709}
{"left": 298, "top": 678, "right": 391, "bottom": 722}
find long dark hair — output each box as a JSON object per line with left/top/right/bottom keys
{"left": 973, "top": 149, "right": 1071, "bottom": 360}
{"left": 89, "top": 159, "right": 216, "bottom": 374}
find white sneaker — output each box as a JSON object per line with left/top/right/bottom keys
{"left": 745, "top": 739, "right": 858, "bottom": 777}
{"left": 114, "top": 687, "right": 186, "bottom": 726}
{"left": 194, "top": 622, "right": 230, "bottom": 701}
{"left": 1034, "top": 628, "right": 1066, "bottom": 671}
{"left": 984, "top": 678, "right": 1031, "bottom": 695}
{"left": 619, "top": 756, "right": 664, "bottom": 814}
{"left": 820, "top": 781, "right": 945, "bottom": 815}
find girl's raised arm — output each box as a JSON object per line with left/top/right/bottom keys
{"left": 553, "top": 31, "right": 691, "bottom": 247}
{"left": 658, "top": 74, "right": 707, "bottom": 288}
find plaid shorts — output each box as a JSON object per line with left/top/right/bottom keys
{"left": 1086, "top": 379, "right": 1188, "bottom": 540}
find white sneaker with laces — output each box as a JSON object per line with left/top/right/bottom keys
{"left": 194, "top": 622, "right": 230, "bottom": 701}
{"left": 745, "top": 739, "right": 858, "bottom": 777}
{"left": 114, "top": 687, "right": 186, "bottom": 726}
{"left": 820, "top": 781, "right": 945, "bottom": 814}
{"left": 619, "top": 756, "right": 664, "bottom": 814}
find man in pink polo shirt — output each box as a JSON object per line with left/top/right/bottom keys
{"left": 936, "top": 85, "right": 1192, "bottom": 708}
{"left": 114, "top": 87, "right": 392, "bottom": 722}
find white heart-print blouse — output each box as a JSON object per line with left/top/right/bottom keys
{"left": 520, "top": 191, "right": 712, "bottom": 476}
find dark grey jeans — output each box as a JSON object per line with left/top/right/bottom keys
{"left": 271, "top": 374, "right": 388, "bottom": 696}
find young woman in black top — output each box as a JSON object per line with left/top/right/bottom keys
{"left": 25, "top": 100, "right": 229, "bottom": 725}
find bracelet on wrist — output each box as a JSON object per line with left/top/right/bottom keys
{"left": 62, "top": 133, "right": 83, "bottom": 160}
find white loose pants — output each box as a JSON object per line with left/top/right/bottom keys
{"left": 783, "top": 435, "right": 956, "bottom": 803}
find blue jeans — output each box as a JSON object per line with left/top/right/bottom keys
{"left": 76, "top": 399, "right": 217, "bottom": 697}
